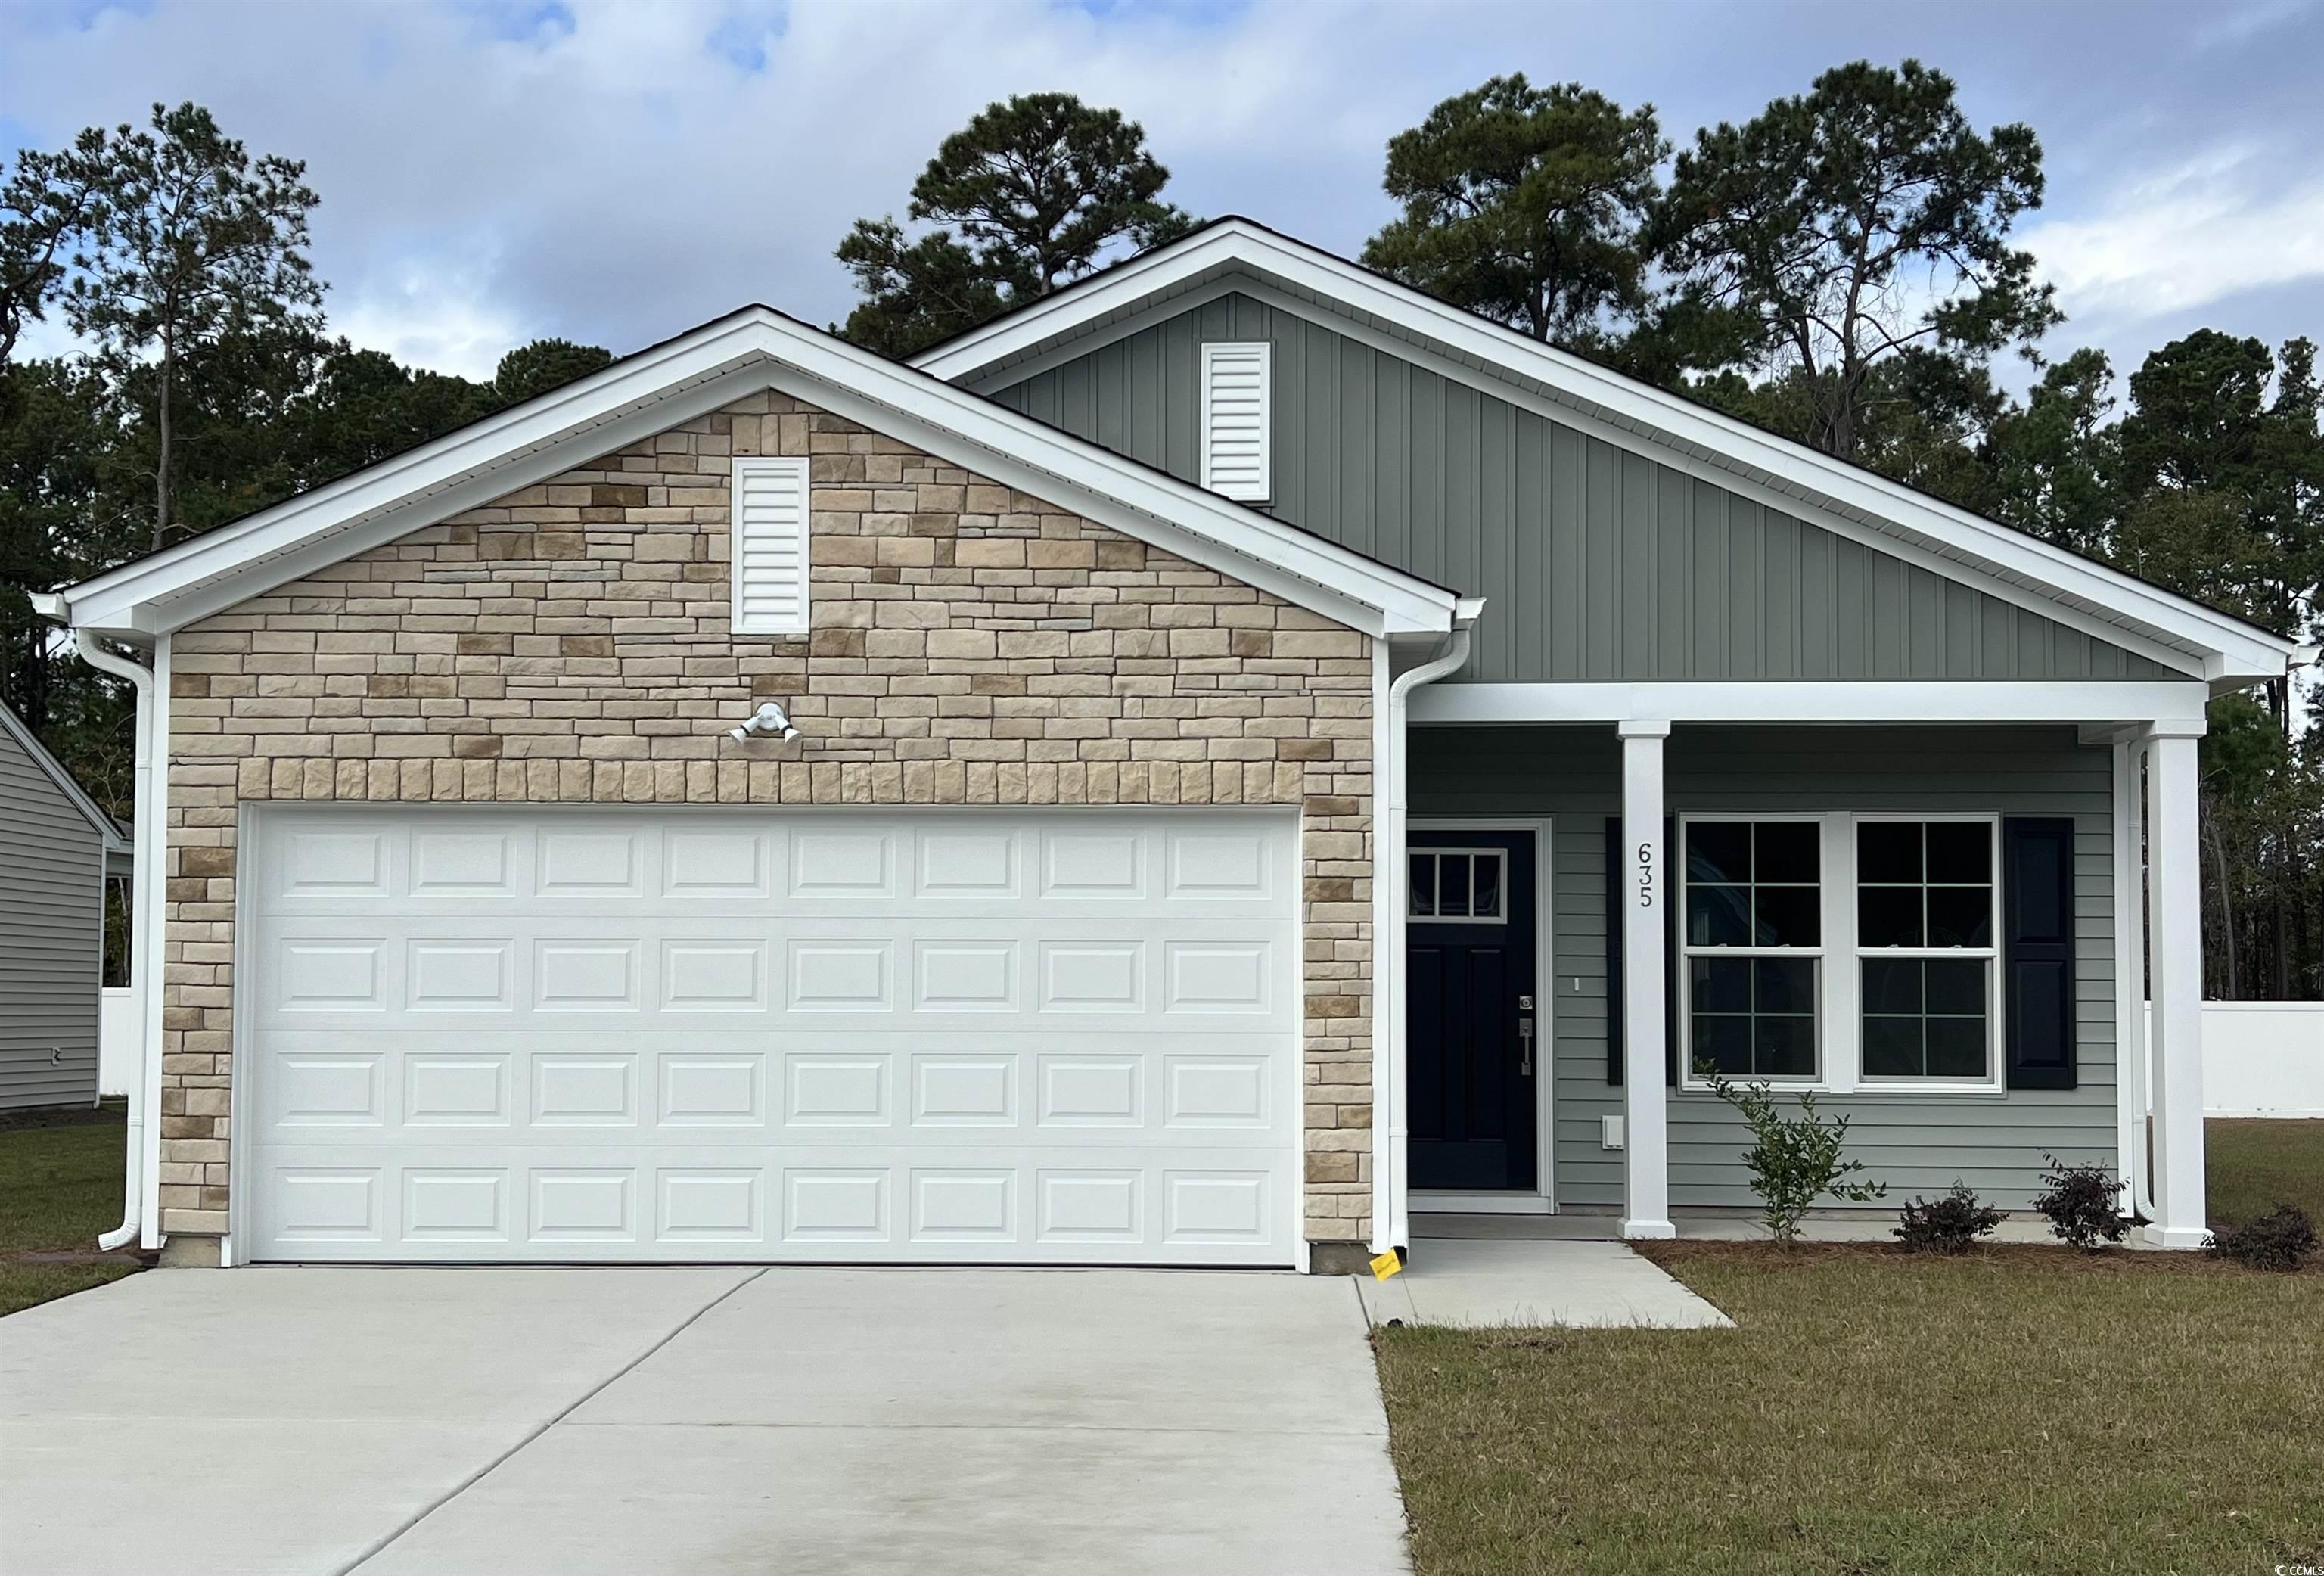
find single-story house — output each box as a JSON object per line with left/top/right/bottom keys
{"left": 1, "top": 699, "right": 131, "bottom": 1111}
{"left": 35, "top": 219, "right": 2310, "bottom": 1270}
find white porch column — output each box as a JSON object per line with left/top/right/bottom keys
{"left": 1617, "top": 720, "right": 1673, "bottom": 1239}
{"left": 2109, "top": 738, "right": 2152, "bottom": 1218}
{"left": 2142, "top": 723, "right": 2208, "bottom": 1248}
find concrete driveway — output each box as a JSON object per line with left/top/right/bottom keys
{"left": 2, "top": 1265, "right": 1407, "bottom": 1575}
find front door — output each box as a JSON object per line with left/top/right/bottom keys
{"left": 1407, "top": 830, "right": 1538, "bottom": 1192}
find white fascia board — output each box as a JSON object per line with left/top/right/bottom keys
{"left": 51, "top": 304, "right": 1456, "bottom": 641}
{"left": 917, "top": 221, "right": 2294, "bottom": 683}
{"left": 1410, "top": 679, "right": 2213, "bottom": 729}
{"left": 57, "top": 322, "right": 781, "bottom": 638}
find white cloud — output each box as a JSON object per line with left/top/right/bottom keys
{"left": 2, "top": 0, "right": 2317, "bottom": 382}
{"left": 2024, "top": 151, "right": 2324, "bottom": 325}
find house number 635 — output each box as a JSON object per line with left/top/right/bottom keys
{"left": 1636, "top": 842, "right": 1656, "bottom": 908}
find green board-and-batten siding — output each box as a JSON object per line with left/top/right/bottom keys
{"left": 1409, "top": 724, "right": 2118, "bottom": 1211}
{"left": 986, "top": 291, "right": 2171, "bottom": 685}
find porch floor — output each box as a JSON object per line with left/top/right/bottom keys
{"left": 1415, "top": 1210, "right": 2071, "bottom": 1244}
{"left": 1357, "top": 1239, "right": 1734, "bottom": 1330}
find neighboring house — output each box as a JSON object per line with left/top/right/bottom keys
{"left": 34, "top": 219, "right": 2307, "bottom": 1271}
{"left": 0, "top": 701, "right": 130, "bottom": 1112}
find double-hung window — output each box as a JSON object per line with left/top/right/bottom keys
{"left": 1679, "top": 819, "right": 1822, "bottom": 1082}
{"left": 1676, "top": 812, "right": 2005, "bottom": 1093}
{"left": 1856, "top": 818, "right": 2000, "bottom": 1087}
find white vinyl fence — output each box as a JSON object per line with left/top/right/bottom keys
{"left": 2143, "top": 1001, "right": 2324, "bottom": 1118}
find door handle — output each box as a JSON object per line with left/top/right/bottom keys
{"left": 1518, "top": 1017, "right": 1534, "bottom": 1077}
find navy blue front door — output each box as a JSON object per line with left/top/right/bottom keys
{"left": 1407, "top": 830, "right": 1538, "bottom": 1192}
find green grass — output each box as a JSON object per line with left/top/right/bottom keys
{"left": 1378, "top": 1243, "right": 2324, "bottom": 1575}
{"left": 0, "top": 1105, "right": 141, "bottom": 1316}
{"left": 1377, "top": 1123, "right": 2324, "bottom": 1575}
{"left": 2207, "top": 1117, "right": 2324, "bottom": 1226}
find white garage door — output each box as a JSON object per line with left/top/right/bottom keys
{"left": 242, "top": 807, "right": 1303, "bottom": 1266}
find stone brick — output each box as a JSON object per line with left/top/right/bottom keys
{"left": 163, "top": 390, "right": 1376, "bottom": 1248}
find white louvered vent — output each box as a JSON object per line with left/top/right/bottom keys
{"left": 1200, "top": 341, "right": 1272, "bottom": 503}
{"left": 729, "top": 456, "right": 810, "bottom": 636}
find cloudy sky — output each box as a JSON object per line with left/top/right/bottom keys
{"left": 3, "top": 0, "right": 2319, "bottom": 389}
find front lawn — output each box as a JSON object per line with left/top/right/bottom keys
{"left": 0, "top": 1104, "right": 142, "bottom": 1316}
{"left": 1377, "top": 1120, "right": 2324, "bottom": 1575}
{"left": 2208, "top": 1116, "right": 2324, "bottom": 1225}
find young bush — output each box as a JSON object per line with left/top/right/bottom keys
{"left": 1702, "top": 1072, "right": 1885, "bottom": 1245}
{"left": 1894, "top": 1183, "right": 2006, "bottom": 1254}
{"left": 2207, "top": 1204, "right": 2318, "bottom": 1272}
{"left": 2032, "top": 1155, "right": 2129, "bottom": 1249}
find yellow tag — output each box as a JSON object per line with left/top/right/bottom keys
{"left": 1369, "top": 1249, "right": 1404, "bottom": 1281}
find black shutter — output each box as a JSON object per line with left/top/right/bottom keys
{"left": 2002, "top": 817, "right": 2077, "bottom": 1090}
{"left": 1604, "top": 814, "right": 1679, "bottom": 1087}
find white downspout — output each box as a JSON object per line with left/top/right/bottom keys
{"left": 1379, "top": 611, "right": 1477, "bottom": 1254}
{"left": 70, "top": 626, "right": 154, "bottom": 1254}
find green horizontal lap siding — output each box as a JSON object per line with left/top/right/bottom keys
{"left": 1411, "top": 723, "right": 2117, "bottom": 1211}
{"left": 988, "top": 291, "right": 2169, "bottom": 683}
{"left": 0, "top": 722, "right": 103, "bottom": 1111}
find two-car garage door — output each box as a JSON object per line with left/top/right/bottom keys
{"left": 242, "top": 808, "right": 1302, "bottom": 1266}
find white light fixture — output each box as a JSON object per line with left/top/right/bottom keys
{"left": 728, "top": 701, "right": 800, "bottom": 743}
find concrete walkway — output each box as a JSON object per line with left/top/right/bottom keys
{"left": 1358, "top": 1239, "right": 1734, "bottom": 1329}
{"left": 2, "top": 1267, "right": 1407, "bottom": 1576}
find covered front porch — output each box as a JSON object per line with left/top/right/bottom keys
{"left": 1375, "top": 679, "right": 2212, "bottom": 1254}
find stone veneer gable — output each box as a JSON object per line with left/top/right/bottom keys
{"left": 160, "top": 390, "right": 1375, "bottom": 1251}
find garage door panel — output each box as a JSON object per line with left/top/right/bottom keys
{"left": 246, "top": 808, "right": 1303, "bottom": 1265}
{"left": 253, "top": 932, "right": 1294, "bottom": 1026}
{"left": 250, "top": 1146, "right": 1291, "bottom": 1264}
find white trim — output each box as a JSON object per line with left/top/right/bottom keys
{"left": 915, "top": 221, "right": 2295, "bottom": 682}
{"left": 729, "top": 455, "right": 811, "bottom": 637}
{"left": 1847, "top": 813, "right": 2006, "bottom": 1095}
{"left": 1674, "top": 812, "right": 1830, "bottom": 1090}
{"left": 2142, "top": 730, "right": 2207, "bottom": 1248}
{"left": 1672, "top": 810, "right": 2010, "bottom": 1097}
{"left": 45, "top": 308, "right": 1461, "bottom": 642}
{"left": 1198, "top": 340, "right": 1272, "bottom": 503}
{"left": 1406, "top": 845, "right": 1510, "bottom": 924}
{"left": 1411, "top": 679, "right": 2213, "bottom": 728}
{"left": 1412, "top": 816, "right": 1557, "bottom": 1211}
{"left": 1618, "top": 726, "right": 1673, "bottom": 1239}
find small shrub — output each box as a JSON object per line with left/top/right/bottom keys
{"left": 1701, "top": 1071, "right": 1886, "bottom": 1246}
{"left": 2207, "top": 1204, "right": 2318, "bottom": 1272}
{"left": 2032, "top": 1155, "right": 2129, "bottom": 1250}
{"left": 1894, "top": 1183, "right": 2006, "bottom": 1254}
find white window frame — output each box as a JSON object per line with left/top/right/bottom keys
{"left": 1850, "top": 813, "right": 2005, "bottom": 1094}
{"left": 1675, "top": 813, "right": 1832, "bottom": 1090}
{"left": 1676, "top": 810, "right": 2009, "bottom": 1096}
{"left": 1407, "top": 846, "right": 1510, "bottom": 925}
{"left": 729, "top": 455, "right": 811, "bottom": 637}
{"left": 1198, "top": 340, "right": 1272, "bottom": 503}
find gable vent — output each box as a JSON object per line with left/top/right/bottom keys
{"left": 1200, "top": 341, "right": 1272, "bottom": 503}
{"left": 730, "top": 456, "right": 810, "bottom": 636}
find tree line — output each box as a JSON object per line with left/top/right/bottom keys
{"left": 5, "top": 61, "right": 2319, "bottom": 996}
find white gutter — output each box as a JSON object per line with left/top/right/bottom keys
{"left": 1376, "top": 604, "right": 1480, "bottom": 1252}
{"left": 64, "top": 620, "right": 152, "bottom": 1254}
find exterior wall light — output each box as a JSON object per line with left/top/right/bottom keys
{"left": 728, "top": 701, "right": 800, "bottom": 743}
